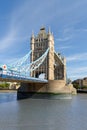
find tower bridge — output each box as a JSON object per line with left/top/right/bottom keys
{"left": 0, "top": 27, "right": 76, "bottom": 99}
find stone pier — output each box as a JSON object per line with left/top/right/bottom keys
{"left": 17, "top": 80, "right": 76, "bottom": 99}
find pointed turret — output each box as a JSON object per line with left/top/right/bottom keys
{"left": 48, "top": 27, "right": 51, "bottom": 35}
{"left": 30, "top": 30, "right": 35, "bottom": 58}
{"left": 31, "top": 30, "right": 34, "bottom": 38}
{"left": 31, "top": 30, "right": 34, "bottom": 44}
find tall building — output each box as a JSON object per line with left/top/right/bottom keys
{"left": 30, "top": 27, "right": 66, "bottom": 81}
{"left": 17, "top": 27, "right": 76, "bottom": 97}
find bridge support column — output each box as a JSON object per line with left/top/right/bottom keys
{"left": 17, "top": 80, "right": 76, "bottom": 99}
{"left": 47, "top": 34, "right": 54, "bottom": 80}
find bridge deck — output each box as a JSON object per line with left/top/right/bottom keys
{"left": 0, "top": 74, "right": 48, "bottom": 83}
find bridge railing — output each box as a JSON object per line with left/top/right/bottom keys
{"left": 0, "top": 48, "right": 49, "bottom": 82}
{"left": 0, "top": 68, "right": 48, "bottom": 83}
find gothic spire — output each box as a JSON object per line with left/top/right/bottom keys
{"left": 31, "top": 30, "right": 34, "bottom": 38}
{"left": 48, "top": 27, "right": 51, "bottom": 34}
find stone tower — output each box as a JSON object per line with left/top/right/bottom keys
{"left": 17, "top": 27, "right": 76, "bottom": 99}
{"left": 30, "top": 27, "right": 67, "bottom": 82}
{"left": 30, "top": 27, "right": 54, "bottom": 80}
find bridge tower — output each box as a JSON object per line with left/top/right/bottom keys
{"left": 30, "top": 27, "right": 54, "bottom": 80}
{"left": 17, "top": 27, "right": 76, "bottom": 99}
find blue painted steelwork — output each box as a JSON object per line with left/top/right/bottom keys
{"left": 20, "top": 48, "right": 49, "bottom": 73}
{"left": 0, "top": 73, "right": 48, "bottom": 83}
{"left": 30, "top": 48, "right": 49, "bottom": 72}
{"left": 9, "top": 50, "right": 32, "bottom": 70}
{"left": 0, "top": 49, "right": 49, "bottom": 83}
{"left": 9, "top": 48, "right": 49, "bottom": 75}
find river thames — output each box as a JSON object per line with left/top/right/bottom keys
{"left": 0, "top": 92, "right": 87, "bottom": 130}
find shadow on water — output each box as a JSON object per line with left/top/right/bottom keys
{"left": 17, "top": 92, "right": 72, "bottom": 100}
{"left": 30, "top": 93, "right": 72, "bottom": 100}
{"left": 0, "top": 92, "right": 17, "bottom": 103}
{"left": 0, "top": 92, "right": 72, "bottom": 103}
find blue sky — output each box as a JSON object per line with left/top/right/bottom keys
{"left": 0, "top": 0, "right": 87, "bottom": 80}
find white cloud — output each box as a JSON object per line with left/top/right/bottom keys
{"left": 0, "top": 29, "right": 17, "bottom": 52}
{"left": 77, "top": 29, "right": 87, "bottom": 32}
{"left": 0, "top": 0, "right": 86, "bottom": 54}
{"left": 82, "top": 29, "right": 87, "bottom": 32}
{"left": 56, "top": 36, "right": 72, "bottom": 42}
{"left": 68, "top": 67, "right": 87, "bottom": 74}
{"left": 67, "top": 53, "right": 87, "bottom": 62}
{"left": 67, "top": 66, "right": 87, "bottom": 80}
{"left": 2, "top": 0, "right": 57, "bottom": 52}
{"left": 63, "top": 28, "right": 72, "bottom": 34}
{"left": 58, "top": 45, "right": 72, "bottom": 50}
{"left": 56, "top": 35, "right": 72, "bottom": 42}
{"left": 63, "top": 28, "right": 87, "bottom": 35}
{"left": 0, "top": 26, "right": 29, "bottom": 53}
{"left": 68, "top": 74, "right": 87, "bottom": 80}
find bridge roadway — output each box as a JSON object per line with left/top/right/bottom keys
{"left": 0, "top": 74, "right": 48, "bottom": 83}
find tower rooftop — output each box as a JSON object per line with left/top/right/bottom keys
{"left": 40, "top": 27, "right": 45, "bottom": 31}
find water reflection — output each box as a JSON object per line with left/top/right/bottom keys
{"left": 0, "top": 92, "right": 17, "bottom": 103}
{"left": 27, "top": 93, "right": 72, "bottom": 100}
{"left": 0, "top": 93, "right": 87, "bottom": 130}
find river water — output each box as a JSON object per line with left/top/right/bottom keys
{"left": 0, "top": 92, "right": 87, "bottom": 130}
